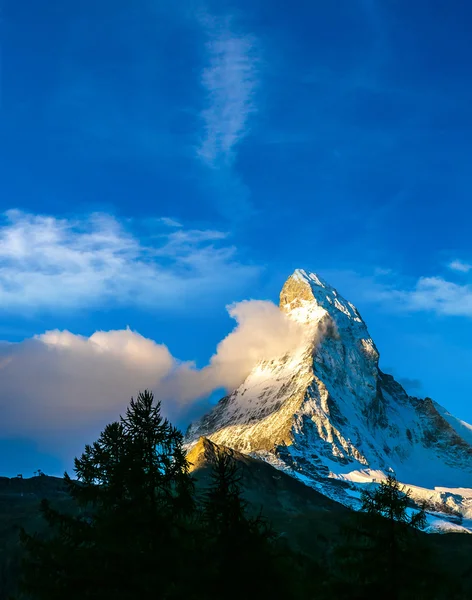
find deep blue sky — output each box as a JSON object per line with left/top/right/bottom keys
{"left": 1, "top": 0, "right": 472, "bottom": 476}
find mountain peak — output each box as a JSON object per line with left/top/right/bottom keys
{"left": 186, "top": 270, "right": 472, "bottom": 531}
{"left": 280, "top": 269, "right": 371, "bottom": 341}
{"left": 293, "top": 268, "right": 330, "bottom": 288}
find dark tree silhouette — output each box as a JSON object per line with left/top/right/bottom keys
{"left": 19, "top": 391, "right": 201, "bottom": 600}
{"left": 202, "top": 446, "right": 305, "bottom": 600}
{"left": 17, "top": 393, "right": 463, "bottom": 600}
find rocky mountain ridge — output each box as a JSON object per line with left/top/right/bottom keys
{"left": 186, "top": 269, "right": 472, "bottom": 532}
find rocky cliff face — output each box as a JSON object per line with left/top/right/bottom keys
{"left": 186, "top": 269, "right": 472, "bottom": 529}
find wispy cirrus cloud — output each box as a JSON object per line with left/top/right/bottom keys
{"left": 0, "top": 210, "right": 259, "bottom": 313}
{"left": 324, "top": 265, "right": 472, "bottom": 319}
{"left": 158, "top": 217, "right": 183, "bottom": 228}
{"left": 198, "top": 16, "right": 259, "bottom": 167}
{"left": 396, "top": 277, "right": 472, "bottom": 317}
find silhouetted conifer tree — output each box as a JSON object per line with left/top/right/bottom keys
{"left": 16, "top": 390, "right": 326, "bottom": 600}
{"left": 18, "top": 391, "right": 202, "bottom": 600}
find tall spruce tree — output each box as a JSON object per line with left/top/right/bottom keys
{"left": 18, "top": 391, "right": 202, "bottom": 600}
{"left": 16, "top": 390, "right": 329, "bottom": 600}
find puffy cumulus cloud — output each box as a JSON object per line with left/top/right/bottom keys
{"left": 0, "top": 300, "right": 319, "bottom": 461}
{"left": 0, "top": 330, "right": 175, "bottom": 441}
{"left": 162, "top": 300, "right": 312, "bottom": 401}
{"left": 209, "top": 300, "right": 307, "bottom": 385}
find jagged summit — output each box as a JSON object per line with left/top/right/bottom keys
{"left": 186, "top": 270, "right": 472, "bottom": 532}
{"left": 281, "top": 269, "right": 363, "bottom": 324}
{"left": 280, "top": 269, "right": 377, "bottom": 349}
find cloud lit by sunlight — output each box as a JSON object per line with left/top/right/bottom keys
{"left": 0, "top": 299, "right": 321, "bottom": 460}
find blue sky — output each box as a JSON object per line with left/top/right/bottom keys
{"left": 1, "top": 0, "right": 472, "bottom": 476}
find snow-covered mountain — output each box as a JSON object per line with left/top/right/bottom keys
{"left": 186, "top": 269, "right": 472, "bottom": 532}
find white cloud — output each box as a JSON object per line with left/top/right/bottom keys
{"left": 162, "top": 299, "right": 314, "bottom": 400}
{"left": 158, "top": 217, "right": 182, "bottom": 228}
{"left": 0, "top": 210, "right": 258, "bottom": 312}
{"left": 198, "top": 16, "right": 258, "bottom": 167}
{"left": 0, "top": 329, "right": 177, "bottom": 459}
{"left": 398, "top": 277, "right": 472, "bottom": 317}
{"left": 449, "top": 260, "right": 472, "bottom": 273}
{"left": 0, "top": 300, "right": 321, "bottom": 461}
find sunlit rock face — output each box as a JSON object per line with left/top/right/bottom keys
{"left": 186, "top": 269, "right": 472, "bottom": 531}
